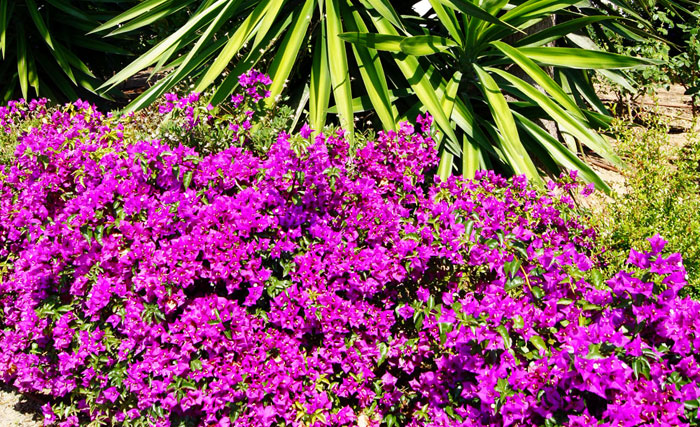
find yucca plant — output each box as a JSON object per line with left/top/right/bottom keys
{"left": 0, "top": 0, "right": 135, "bottom": 103}
{"left": 94, "top": 0, "right": 659, "bottom": 190}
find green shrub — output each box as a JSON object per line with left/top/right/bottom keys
{"left": 3, "top": 88, "right": 700, "bottom": 426}
{"left": 91, "top": 0, "right": 665, "bottom": 189}
{"left": 0, "top": 1, "right": 139, "bottom": 102}
{"left": 592, "top": 3, "right": 700, "bottom": 112}
{"left": 595, "top": 113, "right": 700, "bottom": 296}
{"left": 0, "top": 98, "right": 50, "bottom": 164}
{"left": 670, "top": 8, "right": 700, "bottom": 111}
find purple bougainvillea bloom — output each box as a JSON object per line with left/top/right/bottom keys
{"left": 102, "top": 387, "right": 120, "bottom": 403}
{"left": 1, "top": 76, "right": 698, "bottom": 427}
{"left": 300, "top": 123, "right": 313, "bottom": 139}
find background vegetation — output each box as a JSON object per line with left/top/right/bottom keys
{"left": 594, "top": 114, "right": 700, "bottom": 296}
{"left": 2, "top": 1, "right": 700, "bottom": 424}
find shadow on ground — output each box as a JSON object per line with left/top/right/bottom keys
{"left": 0, "top": 382, "right": 45, "bottom": 427}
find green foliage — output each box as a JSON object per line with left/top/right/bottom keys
{"left": 0, "top": 101, "right": 50, "bottom": 165}
{"left": 670, "top": 8, "right": 700, "bottom": 108}
{"left": 121, "top": 93, "right": 295, "bottom": 156}
{"left": 0, "top": 0, "right": 136, "bottom": 103}
{"left": 590, "top": 10, "right": 672, "bottom": 101}
{"left": 591, "top": 2, "right": 700, "bottom": 110}
{"left": 595, "top": 114, "right": 700, "bottom": 296}
{"left": 93, "top": 0, "right": 661, "bottom": 190}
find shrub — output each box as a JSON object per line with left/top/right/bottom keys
{"left": 595, "top": 114, "right": 700, "bottom": 297}
{"left": 92, "top": 0, "right": 665, "bottom": 189}
{"left": 0, "top": 0, "right": 136, "bottom": 102}
{"left": 591, "top": 3, "right": 700, "bottom": 113}
{"left": 0, "top": 98, "right": 51, "bottom": 165}
{"left": 1, "top": 74, "right": 699, "bottom": 426}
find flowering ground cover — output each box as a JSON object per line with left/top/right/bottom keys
{"left": 0, "top": 73, "right": 699, "bottom": 426}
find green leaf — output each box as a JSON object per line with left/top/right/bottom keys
{"left": 561, "top": 69, "right": 610, "bottom": 115}
{"left": 26, "top": 49, "right": 39, "bottom": 95}
{"left": 45, "top": 0, "right": 97, "bottom": 24}
{"left": 364, "top": 0, "right": 404, "bottom": 31}
{"left": 436, "top": 71, "right": 462, "bottom": 179}
{"left": 343, "top": 2, "right": 397, "bottom": 130}
{"left": 490, "top": 67, "right": 622, "bottom": 168}
{"left": 517, "top": 47, "right": 661, "bottom": 69}
{"left": 496, "top": 325, "right": 512, "bottom": 349}
{"left": 516, "top": 16, "right": 618, "bottom": 47}
{"left": 190, "top": 358, "right": 203, "bottom": 371}
{"left": 80, "top": 224, "right": 94, "bottom": 246}
{"left": 529, "top": 335, "right": 548, "bottom": 355}
{"left": 513, "top": 111, "right": 611, "bottom": 194}
{"left": 0, "top": 0, "right": 8, "bottom": 58}
{"left": 105, "top": 0, "right": 194, "bottom": 37}
{"left": 125, "top": 36, "right": 229, "bottom": 112}
{"left": 632, "top": 357, "right": 651, "bottom": 380}
{"left": 500, "top": 0, "right": 580, "bottom": 23}
{"left": 512, "top": 315, "right": 524, "bottom": 329}
{"left": 399, "top": 35, "right": 458, "bottom": 56}
{"left": 90, "top": 0, "right": 173, "bottom": 33}
{"left": 326, "top": 0, "right": 354, "bottom": 141}
{"left": 599, "top": 69, "right": 636, "bottom": 93}
{"left": 196, "top": 0, "right": 279, "bottom": 92}
{"left": 267, "top": 0, "right": 314, "bottom": 105}
{"left": 368, "top": 16, "right": 460, "bottom": 153}
{"left": 427, "top": 0, "right": 463, "bottom": 44}
{"left": 16, "top": 26, "right": 28, "bottom": 98}
{"left": 474, "top": 65, "right": 541, "bottom": 183}
{"left": 35, "top": 49, "right": 79, "bottom": 100}
{"left": 684, "top": 399, "right": 700, "bottom": 411}
{"left": 208, "top": 11, "right": 293, "bottom": 106}
{"left": 183, "top": 170, "right": 193, "bottom": 190}
{"left": 436, "top": 0, "right": 522, "bottom": 34}
{"left": 309, "top": 24, "right": 332, "bottom": 131}
{"left": 58, "top": 44, "right": 95, "bottom": 78}
{"left": 413, "top": 311, "right": 424, "bottom": 330}
{"left": 327, "top": 88, "right": 413, "bottom": 113}
{"left": 492, "top": 41, "right": 585, "bottom": 120}
{"left": 99, "top": 0, "right": 228, "bottom": 92}
{"left": 377, "top": 342, "right": 389, "bottom": 365}
{"left": 577, "top": 301, "right": 602, "bottom": 311}
{"left": 438, "top": 150, "right": 454, "bottom": 181}
{"left": 253, "top": 0, "right": 284, "bottom": 46}
{"left": 504, "top": 259, "right": 521, "bottom": 278}
{"left": 338, "top": 32, "right": 404, "bottom": 52}
{"left": 531, "top": 286, "right": 544, "bottom": 299}
{"left": 25, "top": 0, "right": 55, "bottom": 49}
{"left": 438, "top": 322, "right": 452, "bottom": 344}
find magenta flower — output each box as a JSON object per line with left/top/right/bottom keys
{"left": 0, "top": 81, "right": 698, "bottom": 426}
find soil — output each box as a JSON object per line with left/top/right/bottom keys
{"left": 578, "top": 84, "right": 697, "bottom": 211}
{"left": 0, "top": 383, "right": 43, "bottom": 426}
{"left": 0, "top": 85, "right": 696, "bottom": 427}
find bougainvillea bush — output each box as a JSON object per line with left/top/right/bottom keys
{"left": 1, "top": 73, "right": 699, "bottom": 426}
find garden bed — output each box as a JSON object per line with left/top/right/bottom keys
{"left": 1, "top": 77, "right": 699, "bottom": 426}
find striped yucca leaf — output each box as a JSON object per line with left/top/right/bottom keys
{"left": 94, "top": 0, "right": 667, "bottom": 192}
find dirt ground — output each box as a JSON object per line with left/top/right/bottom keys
{"left": 0, "top": 85, "right": 696, "bottom": 427}
{"left": 579, "top": 84, "right": 697, "bottom": 209}
{"left": 0, "top": 383, "right": 43, "bottom": 426}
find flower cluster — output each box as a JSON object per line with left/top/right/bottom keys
{"left": 0, "top": 75, "right": 699, "bottom": 426}
{"left": 0, "top": 98, "right": 48, "bottom": 133}
{"left": 236, "top": 69, "right": 272, "bottom": 104}
{"left": 158, "top": 92, "right": 212, "bottom": 131}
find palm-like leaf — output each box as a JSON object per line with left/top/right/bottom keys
{"left": 95, "top": 0, "right": 661, "bottom": 191}
{"left": 1, "top": 0, "right": 135, "bottom": 102}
